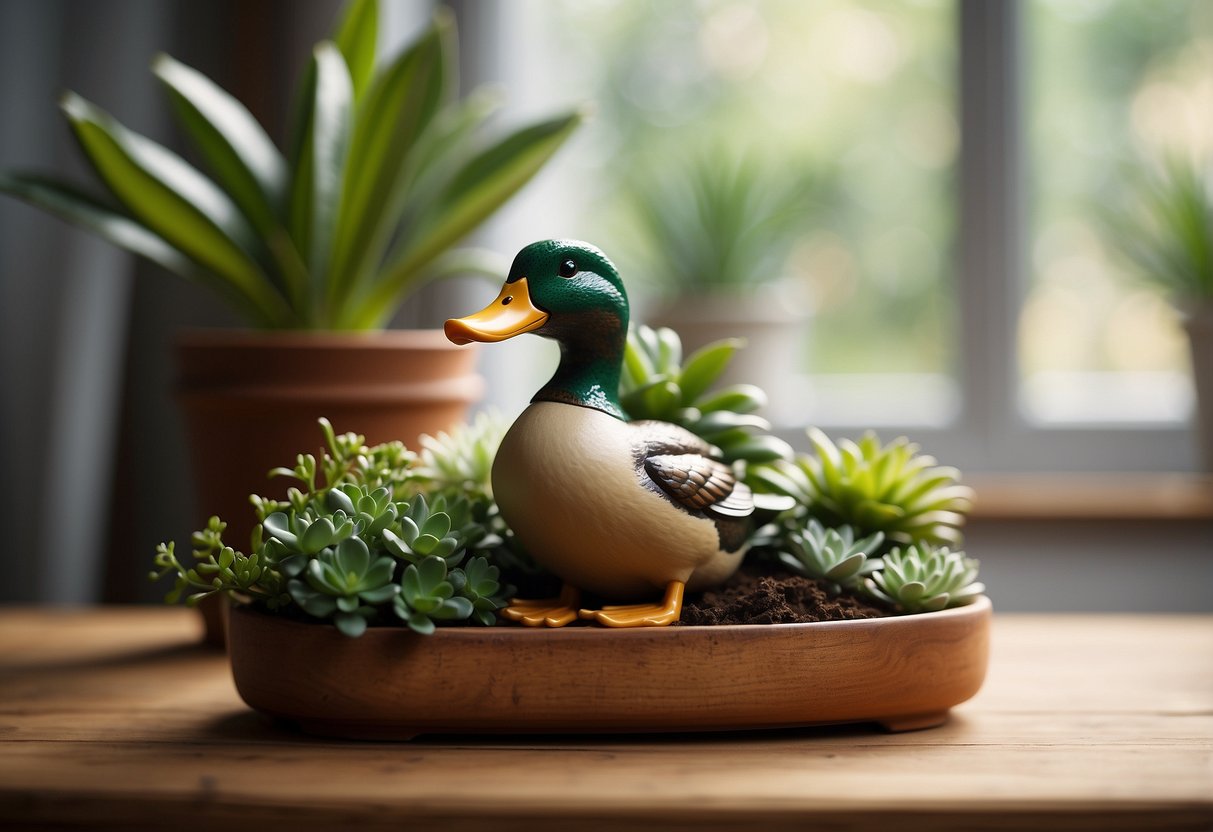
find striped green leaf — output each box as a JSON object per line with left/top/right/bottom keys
{"left": 287, "top": 42, "right": 353, "bottom": 318}
{"left": 327, "top": 16, "right": 447, "bottom": 316}
{"left": 60, "top": 92, "right": 291, "bottom": 326}
{"left": 333, "top": 0, "right": 378, "bottom": 102}
{"left": 152, "top": 53, "right": 287, "bottom": 233}
{"left": 0, "top": 173, "right": 278, "bottom": 325}
{"left": 355, "top": 109, "right": 582, "bottom": 328}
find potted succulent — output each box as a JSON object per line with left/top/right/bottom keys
{"left": 616, "top": 148, "right": 816, "bottom": 395}
{"left": 1109, "top": 158, "right": 1213, "bottom": 468}
{"left": 153, "top": 323, "right": 989, "bottom": 739}
{"left": 0, "top": 0, "right": 581, "bottom": 631}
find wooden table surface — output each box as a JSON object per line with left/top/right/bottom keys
{"left": 1, "top": 608, "right": 1210, "bottom": 832}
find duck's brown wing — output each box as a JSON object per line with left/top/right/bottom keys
{"left": 642, "top": 453, "right": 754, "bottom": 519}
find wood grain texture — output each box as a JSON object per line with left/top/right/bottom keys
{"left": 1, "top": 607, "right": 1211, "bottom": 832}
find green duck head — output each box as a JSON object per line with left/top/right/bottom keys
{"left": 445, "top": 240, "right": 630, "bottom": 419}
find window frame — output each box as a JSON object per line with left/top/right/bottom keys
{"left": 449, "top": 0, "right": 1200, "bottom": 474}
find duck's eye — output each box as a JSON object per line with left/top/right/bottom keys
{"left": 558, "top": 259, "right": 578, "bottom": 278}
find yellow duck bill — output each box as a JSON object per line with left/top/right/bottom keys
{"left": 444, "top": 277, "right": 550, "bottom": 345}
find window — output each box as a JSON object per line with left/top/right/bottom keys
{"left": 457, "top": 0, "right": 1209, "bottom": 471}
{"left": 1021, "top": 0, "right": 1211, "bottom": 425}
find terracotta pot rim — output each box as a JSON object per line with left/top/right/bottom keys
{"left": 229, "top": 594, "right": 991, "bottom": 641}
{"left": 176, "top": 377, "right": 485, "bottom": 404}
{"left": 175, "top": 328, "right": 463, "bottom": 351}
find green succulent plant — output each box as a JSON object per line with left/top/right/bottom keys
{"left": 1108, "top": 157, "right": 1213, "bottom": 306}
{"left": 752, "top": 427, "right": 974, "bottom": 547}
{"left": 0, "top": 0, "right": 581, "bottom": 330}
{"left": 864, "top": 543, "right": 984, "bottom": 613}
{"left": 382, "top": 493, "right": 471, "bottom": 565}
{"left": 152, "top": 418, "right": 512, "bottom": 637}
{"left": 407, "top": 409, "right": 507, "bottom": 502}
{"left": 620, "top": 324, "right": 793, "bottom": 465}
{"left": 764, "top": 519, "right": 884, "bottom": 592}
{"left": 288, "top": 537, "right": 400, "bottom": 637}
{"left": 458, "top": 556, "right": 507, "bottom": 627}
{"left": 151, "top": 516, "right": 287, "bottom": 609}
{"left": 393, "top": 556, "right": 475, "bottom": 635}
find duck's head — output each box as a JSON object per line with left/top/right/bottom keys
{"left": 444, "top": 240, "right": 628, "bottom": 347}
{"left": 445, "top": 240, "right": 630, "bottom": 418}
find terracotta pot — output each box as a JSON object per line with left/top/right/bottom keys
{"left": 175, "top": 330, "right": 483, "bottom": 645}
{"left": 1183, "top": 307, "right": 1213, "bottom": 471}
{"left": 228, "top": 597, "right": 991, "bottom": 740}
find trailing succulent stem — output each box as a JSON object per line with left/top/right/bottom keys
{"left": 153, "top": 418, "right": 515, "bottom": 636}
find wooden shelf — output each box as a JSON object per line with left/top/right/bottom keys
{"left": 1, "top": 607, "right": 1211, "bottom": 831}
{"left": 966, "top": 472, "right": 1213, "bottom": 521}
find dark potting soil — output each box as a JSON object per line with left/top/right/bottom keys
{"left": 676, "top": 564, "right": 889, "bottom": 626}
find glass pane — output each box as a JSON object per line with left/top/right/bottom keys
{"left": 1021, "top": 0, "right": 1213, "bottom": 424}
{"left": 536, "top": 0, "right": 958, "bottom": 423}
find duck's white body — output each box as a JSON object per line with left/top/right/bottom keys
{"left": 493, "top": 402, "right": 744, "bottom": 599}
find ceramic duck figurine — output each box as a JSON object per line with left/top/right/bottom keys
{"left": 444, "top": 240, "right": 754, "bottom": 628}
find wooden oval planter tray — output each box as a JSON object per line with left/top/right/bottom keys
{"left": 228, "top": 596, "right": 991, "bottom": 740}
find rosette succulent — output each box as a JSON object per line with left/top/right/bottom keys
{"left": 752, "top": 427, "right": 974, "bottom": 547}
{"left": 407, "top": 409, "right": 507, "bottom": 501}
{"left": 382, "top": 493, "right": 477, "bottom": 565}
{"left": 287, "top": 538, "right": 400, "bottom": 637}
{"left": 865, "top": 543, "right": 984, "bottom": 613}
{"left": 393, "top": 556, "right": 475, "bottom": 635}
{"left": 768, "top": 519, "right": 884, "bottom": 592}
{"left": 620, "top": 324, "right": 793, "bottom": 464}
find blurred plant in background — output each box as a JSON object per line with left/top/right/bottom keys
{"left": 552, "top": 0, "right": 957, "bottom": 378}
{"left": 545, "top": 0, "right": 1211, "bottom": 426}
{"left": 615, "top": 146, "right": 817, "bottom": 298}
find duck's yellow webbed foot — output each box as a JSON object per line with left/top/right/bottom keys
{"left": 579, "top": 581, "right": 685, "bottom": 628}
{"left": 502, "top": 584, "right": 581, "bottom": 627}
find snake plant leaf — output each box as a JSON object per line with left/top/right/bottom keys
{"left": 151, "top": 53, "right": 287, "bottom": 235}
{"left": 402, "top": 86, "right": 504, "bottom": 201}
{"left": 287, "top": 42, "right": 353, "bottom": 304}
{"left": 357, "top": 109, "right": 583, "bottom": 328}
{"left": 333, "top": 0, "right": 378, "bottom": 102}
{"left": 327, "top": 16, "right": 447, "bottom": 315}
{"left": 60, "top": 92, "right": 291, "bottom": 326}
{"left": 0, "top": 173, "right": 201, "bottom": 280}
{"left": 679, "top": 339, "right": 744, "bottom": 403}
